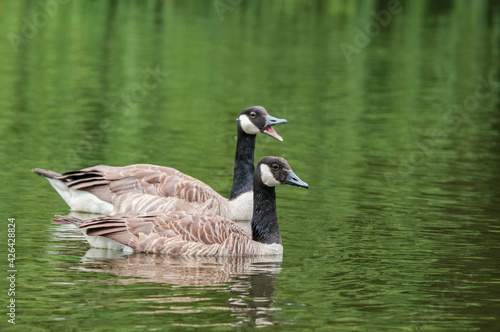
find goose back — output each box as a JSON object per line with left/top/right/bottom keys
{"left": 57, "top": 212, "right": 283, "bottom": 257}
{"left": 113, "top": 191, "right": 253, "bottom": 221}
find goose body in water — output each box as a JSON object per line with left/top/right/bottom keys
{"left": 33, "top": 106, "right": 286, "bottom": 220}
{"left": 54, "top": 157, "right": 309, "bottom": 257}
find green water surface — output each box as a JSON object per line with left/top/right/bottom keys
{"left": 1, "top": 1, "right": 499, "bottom": 331}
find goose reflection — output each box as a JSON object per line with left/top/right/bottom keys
{"left": 81, "top": 249, "right": 282, "bottom": 327}
{"left": 78, "top": 248, "right": 282, "bottom": 285}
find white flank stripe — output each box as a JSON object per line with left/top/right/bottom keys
{"left": 47, "top": 178, "right": 114, "bottom": 214}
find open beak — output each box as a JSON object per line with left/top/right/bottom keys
{"left": 262, "top": 115, "right": 287, "bottom": 141}
{"left": 284, "top": 170, "right": 309, "bottom": 189}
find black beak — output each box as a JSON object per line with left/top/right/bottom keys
{"left": 262, "top": 115, "right": 287, "bottom": 141}
{"left": 264, "top": 115, "right": 287, "bottom": 127}
{"left": 284, "top": 170, "right": 309, "bottom": 189}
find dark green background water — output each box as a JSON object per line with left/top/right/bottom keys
{"left": 1, "top": 0, "right": 499, "bottom": 330}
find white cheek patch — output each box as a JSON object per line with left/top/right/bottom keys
{"left": 239, "top": 114, "right": 260, "bottom": 135}
{"left": 260, "top": 164, "right": 282, "bottom": 187}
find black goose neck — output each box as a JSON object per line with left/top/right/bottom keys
{"left": 229, "top": 122, "right": 256, "bottom": 199}
{"left": 251, "top": 171, "right": 282, "bottom": 245}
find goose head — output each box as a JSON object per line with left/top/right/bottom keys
{"left": 237, "top": 106, "right": 287, "bottom": 141}
{"left": 257, "top": 156, "right": 309, "bottom": 189}
{"left": 251, "top": 156, "right": 308, "bottom": 245}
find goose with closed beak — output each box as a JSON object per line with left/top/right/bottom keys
{"left": 33, "top": 106, "right": 287, "bottom": 220}
{"left": 54, "top": 157, "right": 309, "bottom": 257}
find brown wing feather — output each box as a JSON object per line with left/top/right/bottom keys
{"left": 113, "top": 193, "right": 198, "bottom": 215}
{"left": 54, "top": 215, "right": 134, "bottom": 245}
{"left": 106, "top": 165, "right": 219, "bottom": 202}
{"left": 53, "top": 213, "right": 277, "bottom": 257}
{"left": 36, "top": 164, "right": 224, "bottom": 213}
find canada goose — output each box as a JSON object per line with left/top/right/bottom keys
{"left": 54, "top": 156, "right": 309, "bottom": 257}
{"left": 33, "top": 106, "right": 287, "bottom": 220}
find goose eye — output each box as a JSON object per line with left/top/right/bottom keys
{"left": 249, "top": 111, "right": 257, "bottom": 118}
{"left": 271, "top": 163, "right": 279, "bottom": 170}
